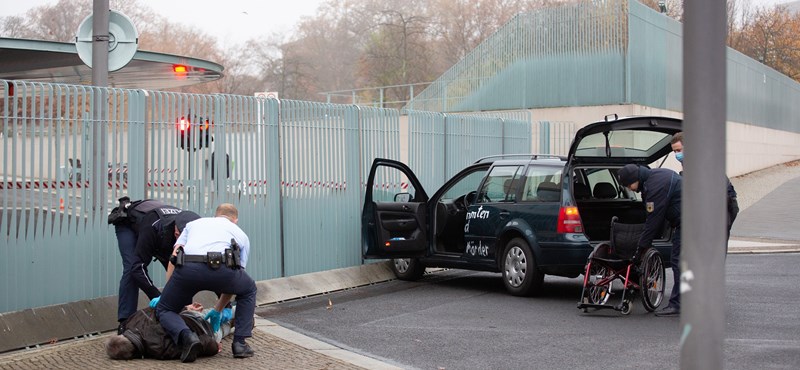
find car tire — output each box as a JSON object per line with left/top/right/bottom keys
{"left": 391, "top": 258, "right": 425, "bottom": 281}
{"left": 501, "top": 238, "right": 544, "bottom": 296}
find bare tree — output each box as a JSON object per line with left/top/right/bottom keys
{"left": 736, "top": 5, "right": 800, "bottom": 80}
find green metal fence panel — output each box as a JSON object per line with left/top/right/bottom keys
{"left": 408, "top": 110, "right": 533, "bottom": 191}
{"left": 279, "top": 101, "right": 362, "bottom": 276}
{"left": 1, "top": 79, "right": 538, "bottom": 314}
{"left": 408, "top": 0, "right": 628, "bottom": 113}
{"left": 212, "top": 94, "right": 283, "bottom": 281}
{"left": 408, "top": 110, "right": 446, "bottom": 191}
{"left": 0, "top": 80, "right": 137, "bottom": 312}
{"left": 534, "top": 121, "right": 577, "bottom": 156}
{"left": 726, "top": 48, "right": 800, "bottom": 133}
{"left": 409, "top": 0, "right": 800, "bottom": 134}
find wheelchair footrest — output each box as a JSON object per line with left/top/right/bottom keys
{"left": 577, "top": 302, "right": 618, "bottom": 310}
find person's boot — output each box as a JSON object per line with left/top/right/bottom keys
{"left": 179, "top": 330, "right": 201, "bottom": 363}
{"left": 116, "top": 322, "right": 125, "bottom": 335}
{"left": 232, "top": 340, "right": 255, "bottom": 358}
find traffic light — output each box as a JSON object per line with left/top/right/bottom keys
{"left": 177, "top": 115, "right": 212, "bottom": 151}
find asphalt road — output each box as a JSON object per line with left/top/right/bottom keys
{"left": 257, "top": 254, "right": 800, "bottom": 370}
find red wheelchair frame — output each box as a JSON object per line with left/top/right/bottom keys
{"left": 577, "top": 217, "right": 665, "bottom": 315}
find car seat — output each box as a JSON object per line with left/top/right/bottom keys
{"left": 592, "top": 182, "right": 617, "bottom": 199}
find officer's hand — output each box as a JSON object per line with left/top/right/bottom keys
{"left": 221, "top": 308, "right": 233, "bottom": 324}
{"left": 149, "top": 296, "right": 160, "bottom": 309}
{"left": 205, "top": 309, "right": 221, "bottom": 332}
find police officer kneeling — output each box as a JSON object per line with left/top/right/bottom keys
{"left": 155, "top": 203, "right": 257, "bottom": 362}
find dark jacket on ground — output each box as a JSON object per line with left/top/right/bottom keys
{"left": 121, "top": 308, "right": 217, "bottom": 360}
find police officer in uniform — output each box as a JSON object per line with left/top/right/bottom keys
{"left": 617, "top": 164, "right": 682, "bottom": 317}
{"left": 155, "top": 203, "right": 256, "bottom": 363}
{"left": 109, "top": 198, "right": 200, "bottom": 329}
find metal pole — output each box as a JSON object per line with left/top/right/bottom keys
{"left": 682, "top": 0, "right": 727, "bottom": 368}
{"left": 91, "top": 0, "right": 109, "bottom": 214}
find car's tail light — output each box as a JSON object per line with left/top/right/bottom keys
{"left": 557, "top": 206, "right": 584, "bottom": 233}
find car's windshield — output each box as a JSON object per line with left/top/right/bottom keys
{"left": 440, "top": 169, "right": 488, "bottom": 201}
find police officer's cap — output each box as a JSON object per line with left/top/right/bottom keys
{"left": 617, "top": 164, "right": 640, "bottom": 187}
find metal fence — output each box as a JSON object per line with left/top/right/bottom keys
{"left": 0, "top": 79, "right": 536, "bottom": 313}
{"left": 407, "top": 0, "right": 800, "bottom": 134}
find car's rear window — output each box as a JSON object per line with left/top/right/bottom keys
{"left": 573, "top": 130, "right": 672, "bottom": 159}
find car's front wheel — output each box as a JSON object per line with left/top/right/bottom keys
{"left": 502, "top": 238, "right": 544, "bottom": 296}
{"left": 391, "top": 258, "right": 425, "bottom": 281}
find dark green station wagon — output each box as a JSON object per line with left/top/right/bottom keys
{"left": 362, "top": 115, "right": 682, "bottom": 296}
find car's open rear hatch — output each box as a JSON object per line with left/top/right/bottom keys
{"left": 567, "top": 115, "right": 683, "bottom": 166}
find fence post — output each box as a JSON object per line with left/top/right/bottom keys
{"left": 539, "top": 121, "right": 551, "bottom": 154}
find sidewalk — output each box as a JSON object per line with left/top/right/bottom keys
{"left": 1, "top": 161, "right": 798, "bottom": 369}
{"left": 0, "top": 317, "right": 400, "bottom": 370}
{"left": 729, "top": 160, "right": 800, "bottom": 253}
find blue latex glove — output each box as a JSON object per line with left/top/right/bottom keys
{"left": 221, "top": 308, "right": 233, "bottom": 324}
{"left": 205, "top": 309, "right": 221, "bottom": 332}
{"left": 149, "top": 296, "right": 160, "bottom": 309}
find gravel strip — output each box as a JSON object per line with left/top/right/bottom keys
{"left": 730, "top": 160, "right": 800, "bottom": 211}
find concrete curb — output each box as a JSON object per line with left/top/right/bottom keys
{"left": 727, "top": 238, "right": 800, "bottom": 254}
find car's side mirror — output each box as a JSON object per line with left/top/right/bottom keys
{"left": 394, "top": 193, "right": 412, "bottom": 202}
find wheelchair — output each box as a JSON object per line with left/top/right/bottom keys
{"left": 577, "top": 217, "right": 665, "bottom": 315}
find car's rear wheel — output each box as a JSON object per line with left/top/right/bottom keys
{"left": 391, "top": 258, "right": 425, "bottom": 281}
{"left": 502, "top": 238, "right": 544, "bottom": 296}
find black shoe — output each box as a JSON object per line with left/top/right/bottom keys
{"left": 116, "top": 322, "right": 125, "bottom": 335}
{"left": 232, "top": 341, "right": 255, "bottom": 358}
{"left": 655, "top": 306, "right": 680, "bottom": 317}
{"left": 179, "top": 331, "right": 202, "bottom": 363}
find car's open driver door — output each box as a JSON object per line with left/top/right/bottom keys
{"left": 362, "top": 158, "right": 430, "bottom": 259}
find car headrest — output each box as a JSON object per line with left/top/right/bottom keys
{"left": 593, "top": 182, "right": 617, "bottom": 199}
{"left": 503, "top": 178, "right": 515, "bottom": 194}
{"left": 537, "top": 181, "right": 560, "bottom": 202}
{"left": 573, "top": 182, "right": 591, "bottom": 200}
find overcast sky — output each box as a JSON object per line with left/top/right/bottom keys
{"left": 0, "top": 0, "right": 792, "bottom": 46}
{"left": 0, "top": 0, "right": 327, "bottom": 45}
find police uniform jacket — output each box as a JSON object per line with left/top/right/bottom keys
{"left": 121, "top": 308, "right": 217, "bottom": 360}
{"left": 638, "top": 167, "right": 681, "bottom": 249}
{"left": 127, "top": 200, "right": 199, "bottom": 298}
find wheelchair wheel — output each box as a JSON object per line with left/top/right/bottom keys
{"left": 620, "top": 299, "right": 632, "bottom": 315}
{"left": 639, "top": 248, "right": 665, "bottom": 312}
{"left": 586, "top": 263, "right": 613, "bottom": 305}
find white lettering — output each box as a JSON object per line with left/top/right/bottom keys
{"left": 465, "top": 205, "right": 490, "bottom": 221}
{"left": 465, "top": 240, "right": 490, "bottom": 257}
{"left": 160, "top": 208, "right": 182, "bottom": 215}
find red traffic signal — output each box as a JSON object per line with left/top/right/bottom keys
{"left": 176, "top": 115, "right": 212, "bottom": 151}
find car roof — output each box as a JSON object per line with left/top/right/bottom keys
{"left": 474, "top": 154, "right": 567, "bottom": 165}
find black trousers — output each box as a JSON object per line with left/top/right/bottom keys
{"left": 156, "top": 262, "right": 256, "bottom": 345}
{"left": 667, "top": 223, "right": 682, "bottom": 309}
